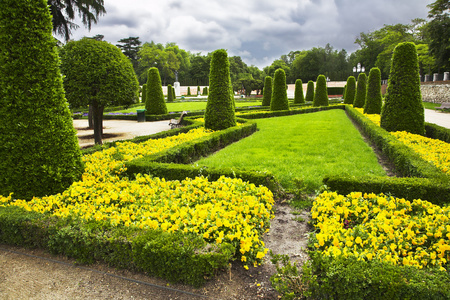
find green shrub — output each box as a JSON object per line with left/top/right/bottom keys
{"left": 187, "top": 86, "right": 191, "bottom": 96}
{"left": 313, "top": 75, "right": 329, "bottom": 107}
{"left": 381, "top": 42, "right": 425, "bottom": 135}
{"left": 141, "top": 84, "right": 147, "bottom": 104}
{"left": 327, "top": 87, "right": 345, "bottom": 96}
{"left": 343, "top": 84, "right": 347, "bottom": 99}
{"left": 425, "top": 122, "right": 450, "bottom": 143}
{"left": 270, "top": 69, "right": 290, "bottom": 111}
{"left": 205, "top": 49, "right": 236, "bottom": 130}
{"left": 305, "top": 81, "right": 315, "bottom": 102}
{"left": 0, "top": 0, "right": 84, "bottom": 199}
{"left": 353, "top": 72, "right": 367, "bottom": 108}
{"left": 262, "top": 76, "right": 272, "bottom": 106}
{"left": 145, "top": 67, "right": 168, "bottom": 115}
{"left": 344, "top": 76, "right": 356, "bottom": 104}
{"left": 202, "top": 86, "right": 208, "bottom": 95}
{"left": 197, "top": 85, "right": 201, "bottom": 95}
{"left": 364, "top": 67, "right": 382, "bottom": 114}
{"left": 172, "top": 85, "right": 176, "bottom": 100}
{"left": 294, "top": 79, "right": 305, "bottom": 104}
{"left": 167, "top": 84, "right": 174, "bottom": 102}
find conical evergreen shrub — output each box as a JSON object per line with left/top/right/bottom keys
{"left": 364, "top": 67, "right": 382, "bottom": 114}
{"left": 354, "top": 73, "right": 367, "bottom": 108}
{"left": 205, "top": 49, "right": 236, "bottom": 130}
{"left": 344, "top": 76, "right": 356, "bottom": 104}
{"left": 141, "top": 84, "right": 147, "bottom": 104}
{"left": 294, "top": 79, "right": 305, "bottom": 104}
{"left": 313, "top": 75, "right": 329, "bottom": 107}
{"left": 187, "top": 86, "right": 191, "bottom": 96}
{"left": 305, "top": 80, "right": 315, "bottom": 102}
{"left": 197, "top": 85, "right": 201, "bottom": 95}
{"left": 145, "top": 67, "right": 167, "bottom": 115}
{"left": 262, "top": 76, "right": 272, "bottom": 106}
{"left": 0, "top": 0, "right": 84, "bottom": 199}
{"left": 167, "top": 84, "right": 174, "bottom": 102}
{"left": 172, "top": 85, "right": 176, "bottom": 100}
{"left": 380, "top": 42, "right": 424, "bottom": 134}
{"left": 270, "top": 69, "right": 289, "bottom": 111}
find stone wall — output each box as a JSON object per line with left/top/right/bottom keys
{"left": 421, "top": 84, "right": 450, "bottom": 103}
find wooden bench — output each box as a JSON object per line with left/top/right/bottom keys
{"left": 437, "top": 103, "right": 450, "bottom": 111}
{"left": 169, "top": 111, "right": 187, "bottom": 129}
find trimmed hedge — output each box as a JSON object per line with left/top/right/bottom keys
{"left": 343, "top": 76, "right": 356, "bottom": 104}
{"left": 313, "top": 75, "right": 329, "bottom": 107}
{"left": 237, "top": 105, "right": 345, "bottom": 120}
{"left": 145, "top": 67, "right": 167, "bottom": 115}
{"left": 0, "top": 206, "right": 232, "bottom": 287}
{"left": 262, "top": 76, "right": 272, "bottom": 106}
{"left": 327, "top": 86, "right": 345, "bottom": 96}
{"left": 294, "top": 79, "right": 305, "bottom": 104}
{"left": 425, "top": 122, "right": 450, "bottom": 143}
{"left": 364, "top": 67, "right": 382, "bottom": 114}
{"left": 305, "top": 81, "right": 315, "bottom": 102}
{"left": 353, "top": 72, "right": 367, "bottom": 108}
{"left": 270, "top": 69, "right": 290, "bottom": 111}
{"left": 167, "top": 84, "right": 174, "bottom": 102}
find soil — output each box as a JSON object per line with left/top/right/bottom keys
{"left": 0, "top": 202, "right": 311, "bottom": 300}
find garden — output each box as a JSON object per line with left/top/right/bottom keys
{"left": 1, "top": 1, "right": 450, "bottom": 298}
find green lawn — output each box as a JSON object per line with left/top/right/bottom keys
{"left": 112, "top": 101, "right": 262, "bottom": 113}
{"left": 195, "top": 110, "right": 386, "bottom": 192}
{"left": 422, "top": 102, "right": 442, "bottom": 110}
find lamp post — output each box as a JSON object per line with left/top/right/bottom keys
{"left": 353, "top": 63, "right": 365, "bottom": 75}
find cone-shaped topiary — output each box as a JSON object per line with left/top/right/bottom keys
{"left": 313, "top": 75, "right": 329, "bottom": 107}
{"left": 141, "top": 84, "right": 147, "bottom": 104}
{"left": 203, "top": 86, "right": 208, "bottom": 95}
{"left": 364, "top": 67, "right": 382, "bottom": 114}
{"left": 167, "top": 84, "right": 174, "bottom": 102}
{"left": 262, "top": 76, "right": 272, "bottom": 106}
{"left": 344, "top": 76, "right": 356, "bottom": 104}
{"left": 380, "top": 42, "right": 424, "bottom": 135}
{"left": 305, "top": 80, "right": 315, "bottom": 102}
{"left": 145, "top": 67, "right": 167, "bottom": 115}
{"left": 343, "top": 84, "right": 347, "bottom": 100}
{"left": 354, "top": 73, "right": 367, "bottom": 108}
{"left": 172, "top": 85, "right": 176, "bottom": 100}
{"left": 187, "top": 86, "right": 191, "bottom": 96}
{"left": 0, "top": 0, "right": 84, "bottom": 199}
{"left": 294, "top": 79, "right": 305, "bottom": 104}
{"left": 205, "top": 49, "right": 236, "bottom": 130}
{"left": 197, "top": 85, "right": 201, "bottom": 95}
{"left": 270, "top": 69, "right": 290, "bottom": 111}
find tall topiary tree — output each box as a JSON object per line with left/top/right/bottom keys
{"left": 344, "top": 76, "right": 356, "bottom": 104}
{"left": 187, "top": 86, "right": 191, "bottom": 96}
{"left": 197, "top": 85, "right": 201, "bottom": 95}
{"left": 60, "top": 37, "right": 139, "bottom": 145}
{"left": 313, "top": 75, "right": 329, "bottom": 107}
{"left": 167, "top": 84, "right": 174, "bottom": 102}
{"left": 172, "top": 85, "right": 176, "bottom": 100}
{"left": 381, "top": 42, "right": 424, "bottom": 134}
{"left": 294, "top": 79, "right": 305, "bottom": 104}
{"left": 0, "top": 0, "right": 84, "bottom": 199}
{"left": 354, "top": 73, "right": 367, "bottom": 108}
{"left": 205, "top": 49, "right": 236, "bottom": 130}
{"left": 270, "top": 69, "right": 290, "bottom": 111}
{"left": 262, "top": 76, "right": 272, "bottom": 106}
{"left": 364, "top": 67, "right": 383, "bottom": 114}
{"left": 145, "top": 67, "right": 168, "bottom": 115}
{"left": 305, "top": 80, "right": 315, "bottom": 102}
{"left": 141, "top": 84, "right": 147, "bottom": 104}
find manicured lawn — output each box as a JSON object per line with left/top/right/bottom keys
{"left": 423, "top": 101, "right": 442, "bottom": 110}
{"left": 111, "top": 101, "right": 262, "bottom": 113}
{"left": 195, "top": 110, "right": 386, "bottom": 191}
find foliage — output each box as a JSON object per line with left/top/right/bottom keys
{"left": 145, "top": 67, "right": 168, "bottom": 115}
{"left": 187, "top": 86, "right": 191, "bottom": 96}
{"left": 262, "top": 76, "right": 272, "bottom": 106}
{"left": 426, "top": 0, "right": 450, "bottom": 70}
{"left": 48, "top": 0, "right": 105, "bottom": 41}
{"left": 270, "top": 69, "right": 290, "bottom": 111}
{"left": 0, "top": 0, "right": 84, "bottom": 199}
{"left": 202, "top": 86, "right": 208, "bottom": 95}
{"left": 141, "top": 84, "right": 147, "bottom": 104}
{"left": 60, "top": 37, "right": 139, "bottom": 144}
{"left": 294, "top": 79, "right": 305, "bottom": 104}
{"left": 381, "top": 42, "right": 425, "bottom": 135}
{"left": 205, "top": 49, "right": 236, "bottom": 130}
{"left": 167, "top": 84, "right": 174, "bottom": 102}
{"left": 364, "top": 67, "right": 382, "bottom": 114}
{"left": 305, "top": 81, "right": 314, "bottom": 102}
{"left": 313, "top": 75, "right": 329, "bottom": 107}
{"left": 343, "top": 76, "right": 356, "bottom": 104}
{"left": 116, "top": 37, "right": 142, "bottom": 72}
{"left": 353, "top": 72, "right": 367, "bottom": 108}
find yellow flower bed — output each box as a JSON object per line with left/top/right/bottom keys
{"left": 0, "top": 127, "right": 275, "bottom": 266}
{"left": 311, "top": 191, "right": 450, "bottom": 271}
{"left": 353, "top": 107, "right": 450, "bottom": 175}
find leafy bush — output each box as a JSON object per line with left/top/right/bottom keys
{"left": 313, "top": 75, "right": 329, "bottom": 107}
{"left": 381, "top": 42, "right": 425, "bottom": 134}
{"left": 0, "top": 0, "right": 84, "bottom": 199}
{"left": 187, "top": 86, "right": 191, "bottom": 96}
{"left": 425, "top": 122, "right": 450, "bottom": 143}
{"left": 141, "top": 84, "right": 147, "bottom": 104}
{"left": 294, "top": 79, "right": 305, "bottom": 104}
{"left": 145, "top": 67, "right": 168, "bottom": 115}
{"left": 205, "top": 49, "right": 236, "bottom": 130}
{"left": 262, "top": 76, "right": 273, "bottom": 106}
{"left": 271, "top": 69, "right": 290, "bottom": 111}
{"left": 343, "top": 76, "right": 356, "bottom": 104}
{"left": 305, "top": 81, "right": 314, "bottom": 102}
{"left": 167, "top": 84, "right": 174, "bottom": 102}
{"left": 327, "top": 87, "right": 345, "bottom": 96}
{"left": 364, "top": 67, "right": 382, "bottom": 114}
{"left": 353, "top": 72, "right": 367, "bottom": 108}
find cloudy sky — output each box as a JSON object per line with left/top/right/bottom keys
{"left": 70, "top": 0, "right": 431, "bottom": 69}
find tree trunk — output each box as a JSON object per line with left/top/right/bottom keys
{"left": 92, "top": 102, "right": 104, "bottom": 145}
{"left": 88, "top": 104, "right": 94, "bottom": 129}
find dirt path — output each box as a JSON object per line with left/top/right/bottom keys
{"left": 0, "top": 203, "right": 310, "bottom": 300}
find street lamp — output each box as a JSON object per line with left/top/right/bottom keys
{"left": 353, "top": 63, "right": 365, "bottom": 74}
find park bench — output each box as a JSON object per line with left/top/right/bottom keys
{"left": 437, "top": 103, "right": 450, "bottom": 111}
{"left": 169, "top": 111, "right": 187, "bottom": 129}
